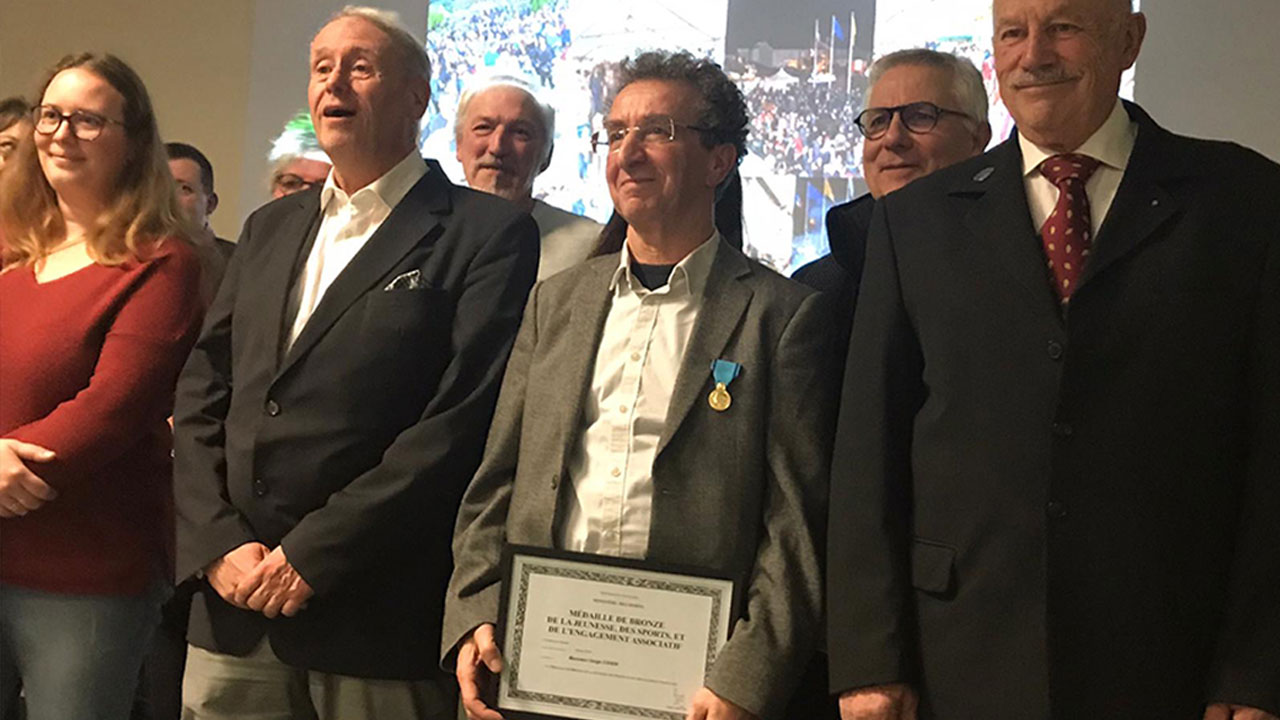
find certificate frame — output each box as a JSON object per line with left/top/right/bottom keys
{"left": 494, "top": 544, "right": 739, "bottom": 720}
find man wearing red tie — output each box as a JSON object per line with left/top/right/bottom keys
{"left": 826, "top": 0, "right": 1280, "bottom": 718}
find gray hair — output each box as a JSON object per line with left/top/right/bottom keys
{"left": 455, "top": 75, "right": 556, "bottom": 168}
{"left": 868, "top": 49, "right": 988, "bottom": 124}
{"left": 324, "top": 6, "right": 431, "bottom": 83}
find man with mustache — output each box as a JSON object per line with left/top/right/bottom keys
{"left": 173, "top": 7, "right": 538, "bottom": 719}
{"left": 455, "top": 75, "right": 601, "bottom": 279}
{"left": 827, "top": 0, "right": 1280, "bottom": 718}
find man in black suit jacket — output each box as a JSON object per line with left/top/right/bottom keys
{"left": 828, "top": 1, "right": 1279, "bottom": 719}
{"left": 172, "top": 8, "right": 538, "bottom": 719}
{"left": 793, "top": 49, "right": 991, "bottom": 349}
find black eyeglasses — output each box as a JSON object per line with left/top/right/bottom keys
{"left": 32, "top": 105, "right": 124, "bottom": 142}
{"left": 591, "top": 115, "right": 713, "bottom": 153}
{"left": 854, "top": 101, "right": 972, "bottom": 140}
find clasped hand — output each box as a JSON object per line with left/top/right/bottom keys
{"left": 205, "top": 542, "right": 314, "bottom": 618}
{"left": 0, "top": 439, "right": 58, "bottom": 518}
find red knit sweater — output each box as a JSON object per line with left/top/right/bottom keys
{"left": 0, "top": 239, "right": 203, "bottom": 595}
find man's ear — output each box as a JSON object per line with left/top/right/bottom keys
{"left": 207, "top": 191, "right": 219, "bottom": 216}
{"left": 410, "top": 79, "right": 431, "bottom": 119}
{"left": 706, "top": 144, "right": 737, "bottom": 188}
{"left": 973, "top": 122, "right": 992, "bottom": 154}
{"left": 539, "top": 140, "right": 554, "bottom": 175}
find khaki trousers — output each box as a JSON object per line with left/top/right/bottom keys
{"left": 181, "top": 639, "right": 455, "bottom": 720}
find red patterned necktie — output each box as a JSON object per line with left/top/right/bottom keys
{"left": 1039, "top": 153, "right": 1101, "bottom": 305}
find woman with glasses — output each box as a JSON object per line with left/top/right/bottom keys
{"left": 0, "top": 53, "right": 203, "bottom": 720}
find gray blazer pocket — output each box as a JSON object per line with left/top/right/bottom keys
{"left": 911, "top": 538, "right": 956, "bottom": 595}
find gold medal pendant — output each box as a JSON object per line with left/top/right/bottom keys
{"left": 708, "top": 382, "right": 732, "bottom": 411}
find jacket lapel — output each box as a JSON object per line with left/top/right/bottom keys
{"left": 261, "top": 190, "right": 322, "bottom": 372}
{"left": 655, "top": 242, "right": 753, "bottom": 459}
{"left": 1077, "top": 102, "right": 1183, "bottom": 292}
{"left": 959, "top": 138, "right": 1064, "bottom": 325}
{"left": 276, "top": 164, "right": 452, "bottom": 379}
{"left": 550, "top": 259, "right": 616, "bottom": 470}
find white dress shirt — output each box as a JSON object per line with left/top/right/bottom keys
{"left": 1020, "top": 100, "right": 1138, "bottom": 239}
{"left": 559, "top": 233, "right": 720, "bottom": 559}
{"left": 287, "top": 152, "right": 428, "bottom": 347}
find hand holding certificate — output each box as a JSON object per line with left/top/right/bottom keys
{"left": 458, "top": 623, "right": 506, "bottom": 720}
{"left": 456, "top": 546, "right": 738, "bottom": 720}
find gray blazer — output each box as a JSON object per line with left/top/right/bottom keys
{"left": 442, "top": 240, "right": 836, "bottom": 718}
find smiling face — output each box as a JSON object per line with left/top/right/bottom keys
{"left": 35, "top": 68, "right": 130, "bottom": 206}
{"left": 994, "top": 0, "right": 1145, "bottom": 151}
{"left": 861, "top": 64, "right": 989, "bottom": 198}
{"left": 307, "top": 15, "right": 427, "bottom": 184}
{"left": 605, "top": 79, "right": 733, "bottom": 234}
{"left": 456, "top": 85, "right": 548, "bottom": 206}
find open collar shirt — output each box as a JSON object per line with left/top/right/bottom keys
{"left": 559, "top": 233, "right": 721, "bottom": 559}
{"left": 287, "top": 151, "right": 427, "bottom": 347}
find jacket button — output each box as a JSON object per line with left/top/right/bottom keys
{"left": 1047, "top": 340, "right": 1064, "bottom": 360}
{"left": 253, "top": 479, "right": 267, "bottom": 497}
{"left": 1052, "top": 421, "right": 1074, "bottom": 438}
{"left": 265, "top": 399, "right": 280, "bottom": 416}
{"left": 550, "top": 474, "right": 559, "bottom": 490}
{"left": 1046, "top": 500, "right": 1068, "bottom": 519}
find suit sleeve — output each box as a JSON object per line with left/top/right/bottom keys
{"left": 1208, "top": 215, "right": 1280, "bottom": 716}
{"left": 827, "top": 201, "right": 926, "bottom": 694}
{"left": 705, "top": 291, "right": 837, "bottom": 719}
{"left": 173, "top": 219, "right": 258, "bottom": 581}
{"left": 438, "top": 281, "right": 541, "bottom": 668}
{"left": 279, "top": 213, "right": 540, "bottom": 597}
{"left": 8, "top": 245, "right": 203, "bottom": 485}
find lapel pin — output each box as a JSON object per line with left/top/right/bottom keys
{"left": 708, "top": 359, "right": 742, "bottom": 412}
{"left": 973, "top": 167, "right": 995, "bottom": 183}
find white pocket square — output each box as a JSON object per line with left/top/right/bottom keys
{"left": 384, "top": 269, "right": 426, "bottom": 291}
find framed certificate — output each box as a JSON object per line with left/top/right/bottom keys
{"left": 495, "top": 545, "right": 738, "bottom": 720}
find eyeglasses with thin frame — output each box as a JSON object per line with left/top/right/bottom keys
{"left": 591, "top": 115, "right": 714, "bottom": 154}
{"left": 854, "top": 101, "right": 972, "bottom": 140}
{"left": 32, "top": 105, "right": 124, "bottom": 142}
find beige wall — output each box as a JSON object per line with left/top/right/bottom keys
{"left": 236, "top": 0, "right": 427, "bottom": 225}
{"left": 1137, "top": 1, "right": 1280, "bottom": 163}
{"left": 1, "top": 0, "right": 255, "bottom": 240}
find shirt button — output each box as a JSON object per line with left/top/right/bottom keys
{"left": 1052, "top": 421, "right": 1074, "bottom": 438}
{"left": 1047, "top": 340, "right": 1064, "bottom": 361}
{"left": 253, "top": 479, "right": 268, "bottom": 497}
{"left": 619, "top": 405, "right": 628, "bottom": 414}
{"left": 264, "top": 399, "right": 281, "bottom": 416}
{"left": 611, "top": 468, "right": 621, "bottom": 478}
{"left": 1046, "top": 500, "right": 1068, "bottom": 519}
{"left": 630, "top": 352, "right": 641, "bottom": 362}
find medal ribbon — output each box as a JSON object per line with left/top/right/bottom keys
{"left": 710, "top": 359, "right": 741, "bottom": 388}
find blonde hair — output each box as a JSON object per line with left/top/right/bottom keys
{"left": 0, "top": 53, "right": 191, "bottom": 268}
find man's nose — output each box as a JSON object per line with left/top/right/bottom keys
{"left": 487, "top": 126, "right": 510, "bottom": 155}
{"left": 1022, "top": 26, "right": 1057, "bottom": 69}
{"left": 880, "top": 112, "right": 914, "bottom": 149}
{"left": 616, "top": 128, "right": 647, "bottom": 165}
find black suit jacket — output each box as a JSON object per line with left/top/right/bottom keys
{"left": 793, "top": 192, "right": 875, "bottom": 353}
{"left": 173, "top": 159, "right": 539, "bottom": 679}
{"left": 827, "top": 103, "right": 1280, "bottom": 719}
